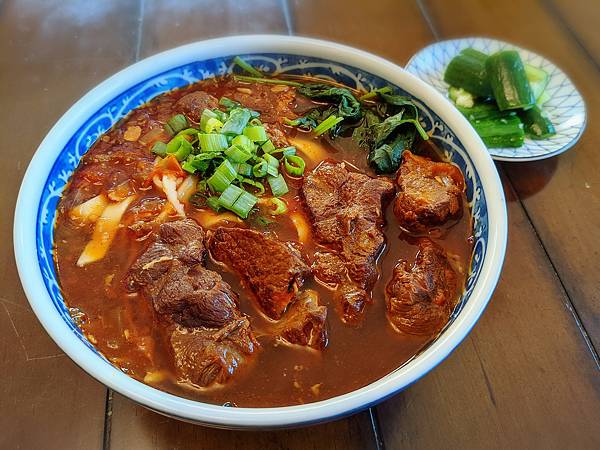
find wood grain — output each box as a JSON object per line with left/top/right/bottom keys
{"left": 549, "top": 0, "right": 600, "bottom": 67}
{"left": 423, "top": 0, "right": 600, "bottom": 356}
{"left": 110, "top": 393, "right": 376, "bottom": 450}
{"left": 106, "top": 1, "right": 379, "bottom": 448}
{"left": 0, "top": 0, "right": 141, "bottom": 449}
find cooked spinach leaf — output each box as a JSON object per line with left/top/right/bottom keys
{"left": 297, "top": 83, "right": 362, "bottom": 121}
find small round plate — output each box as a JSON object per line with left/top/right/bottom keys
{"left": 405, "top": 37, "right": 586, "bottom": 161}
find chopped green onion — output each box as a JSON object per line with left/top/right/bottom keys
{"left": 151, "top": 141, "right": 167, "bottom": 157}
{"left": 253, "top": 160, "right": 268, "bottom": 178}
{"left": 205, "top": 118, "right": 223, "bottom": 133}
{"left": 218, "top": 184, "right": 243, "bottom": 208}
{"left": 207, "top": 196, "right": 222, "bottom": 212}
{"left": 236, "top": 162, "right": 253, "bottom": 177}
{"left": 207, "top": 159, "right": 237, "bottom": 192}
{"left": 200, "top": 109, "right": 217, "bottom": 131}
{"left": 261, "top": 139, "right": 276, "bottom": 153}
{"left": 231, "top": 191, "right": 258, "bottom": 219}
{"left": 181, "top": 160, "right": 196, "bottom": 174}
{"left": 219, "top": 97, "right": 240, "bottom": 111}
{"left": 221, "top": 108, "right": 252, "bottom": 135}
{"left": 166, "top": 135, "right": 193, "bottom": 161}
{"left": 243, "top": 125, "right": 268, "bottom": 142}
{"left": 166, "top": 114, "right": 188, "bottom": 134}
{"left": 314, "top": 115, "right": 344, "bottom": 136}
{"left": 225, "top": 145, "right": 252, "bottom": 163}
{"left": 233, "top": 75, "right": 302, "bottom": 87}
{"left": 198, "top": 133, "right": 228, "bottom": 152}
{"left": 249, "top": 118, "right": 262, "bottom": 126}
{"left": 263, "top": 153, "right": 279, "bottom": 177}
{"left": 212, "top": 109, "right": 229, "bottom": 122}
{"left": 268, "top": 174, "right": 289, "bottom": 197}
{"left": 269, "top": 146, "right": 296, "bottom": 158}
{"left": 232, "top": 134, "right": 255, "bottom": 152}
{"left": 240, "top": 178, "right": 265, "bottom": 195}
{"left": 232, "top": 56, "right": 264, "bottom": 78}
{"left": 359, "top": 86, "right": 393, "bottom": 101}
{"left": 264, "top": 197, "right": 288, "bottom": 215}
{"left": 284, "top": 155, "right": 306, "bottom": 176}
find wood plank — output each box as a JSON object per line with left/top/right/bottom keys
{"left": 110, "top": 393, "right": 376, "bottom": 450}
{"left": 291, "top": 0, "right": 600, "bottom": 448}
{"left": 108, "top": 1, "right": 378, "bottom": 448}
{"left": 549, "top": 0, "right": 600, "bottom": 67}
{"left": 424, "top": 0, "right": 600, "bottom": 355}
{"left": 0, "top": 0, "right": 141, "bottom": 448}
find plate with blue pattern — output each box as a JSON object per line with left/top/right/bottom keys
{"left": 406, "top": 37, "right": 586, "bottom": 161}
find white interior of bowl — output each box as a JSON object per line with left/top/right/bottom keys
{"left": 14, "top": 35, "right": 507, "bottom": 428}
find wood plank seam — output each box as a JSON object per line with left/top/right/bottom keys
{"left": 418, "top": 0, "right": 600, "bottom": 369}
{"left": 103, "top": 389, "right": 114, "bottom": 450}
{"left": 543, "top": 0, "right": 600, "bottom": 72}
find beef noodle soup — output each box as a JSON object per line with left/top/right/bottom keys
{"left": 54, "top": 63, "right": 473, "bottom": 407}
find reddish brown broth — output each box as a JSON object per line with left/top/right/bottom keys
{"left": 54, "top": 77, "right": 473, "bottom": 407}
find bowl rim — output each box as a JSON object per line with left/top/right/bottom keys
{"left": 13, "top": 34, "right": 507, "bottom": 428}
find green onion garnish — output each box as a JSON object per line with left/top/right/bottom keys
{"left": 231, "top": 191, "right": 258, "bottom": 219}
{"left": 284, "top": 155, "right": 306, "bottom": 176}
{"left": 240, "top": 178, "right": 265, "bottom": 195}
{"left": 267, "top": 174, "right": 289, "bottom": 197}
{"left": 166, "top": 135, "right": 193, "bottom": 161}
{"left": 236, "top": 162, "right": 253, "bottom": 177}
{"left": 261, "top": 139, "right": 276, "bottom": 153}
{"left": 233, "top": 75, "right": 302, "bottom": 87}
{"left": 218, "top": 184, "right": 244, "bottom": 208}
{"left": 207, "top": 159, "right": 237, "bottom": 192}
{"left": 225, "top": 145, "right": 252, "bottom": 163}
{"left": 253, "top": 160, "right": 268, "bottom": 178}
{"left": 243, "top": 125, "right": 268, "bottom": 143}
{"left": 314, "top": 115, "right": 344, "bottom": 136}
{"left": 221, "top": 108, "right": 252, "bottom": 135}
{"left": 151, "top": 141, "right": 167, "bottom": 157}
{"left": 232, "top": 134, "right": 255, "bottom": 153}
{"left": 265, "top": 197, "right": 288, "bottom": 215}
{"left": 233, "top": 56, "right": 264, "bottom": 78}
{"left": 198, "top": 133, "right": 228, "bottom": 152}
{"left": 166, "top": 114, "right": 188, "bottom": 134}
{"left": 219, "top": 97, "right": 240, "bottom": 111}
{"left": 206, "top": 196, "right": 222, "bottom": 212}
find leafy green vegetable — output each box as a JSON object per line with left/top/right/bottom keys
{"left": 297, "top": 83, "right": 362, "bottom": 121}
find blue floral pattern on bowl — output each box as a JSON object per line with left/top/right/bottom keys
{"left": 37, "top": 53, "right": 488, "bottom": 359}
{"left": 406, "top": 38, "right": 586, "bottom": 161}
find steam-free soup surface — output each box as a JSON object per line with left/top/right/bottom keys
{"left": 54, "top": 76, "right": 472, "bottom": 407}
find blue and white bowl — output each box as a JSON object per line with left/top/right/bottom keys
{"left": 406, "top": 37, "right": 586, "bottom": 161}
{"left": 14, "top": 35, "right": 507, "bottom": 429}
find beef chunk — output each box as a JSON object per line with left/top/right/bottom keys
{"left": 302, "top": 162, "right": 395, "bottom": 322}
{"left": 394, "top": 151, "right": 465, "bottom": 232}
{"left": 126, "top": 219, "right": 206, "bottom": 293}
{"left": 126, "top": 219, "right": 240, "bottom": 328}
{"left": 171, "top": 317, "right": 257, "bottom": 387}
{"left": 230, "top": 83, "right": 296, "bottom": 125}
{"left": 276, "top": 290, "right": 328, "bottom": 350}
{"left": 208, "top": 227, "right": 310, "bottom": 320}
{"left": 174, "top": 91, "right": 219, "bottom": 121}
{"left": 386, "top": 238, "right": 458, "bottom": 335}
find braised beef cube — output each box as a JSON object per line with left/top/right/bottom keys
{"left": 386, "top": 238, "right": 458, "bottom": 335}
{"left": 335, "top": 284, "right": 370, "bottom": 323}
{"left": 154, "top": 262, "right": 240, "bottom": 328}
{"left": 312, "top": 252, "right": 347, "bottom": 285}
{"left": 171, "top": 317, "right": 257, "bottom": 388}
{"left": 126, "top": 219, "right": 240, "bottom": 328}
{"left": 174, "top": 91, "right": 219, "bottom": 121}
{"left": 394, "top": 151, "right": 465, "bottom": 232}
{"left": 302, "top": 162, "right": 394, "bottom": 322}
{"left": 276, "top": 290, "right": 328, "bottom": 350}
{"left": 126, "top": 219, "right": 205, "bottom": 292}
{"left": 208, "top": 227, "right": 310, "bottom": 320}
{"left": 230, "top": 82, "right": 296, "bottom": 124}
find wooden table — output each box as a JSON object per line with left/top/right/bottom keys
{"left": 2, "top": 0, "right": 599, "bottom": 448}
